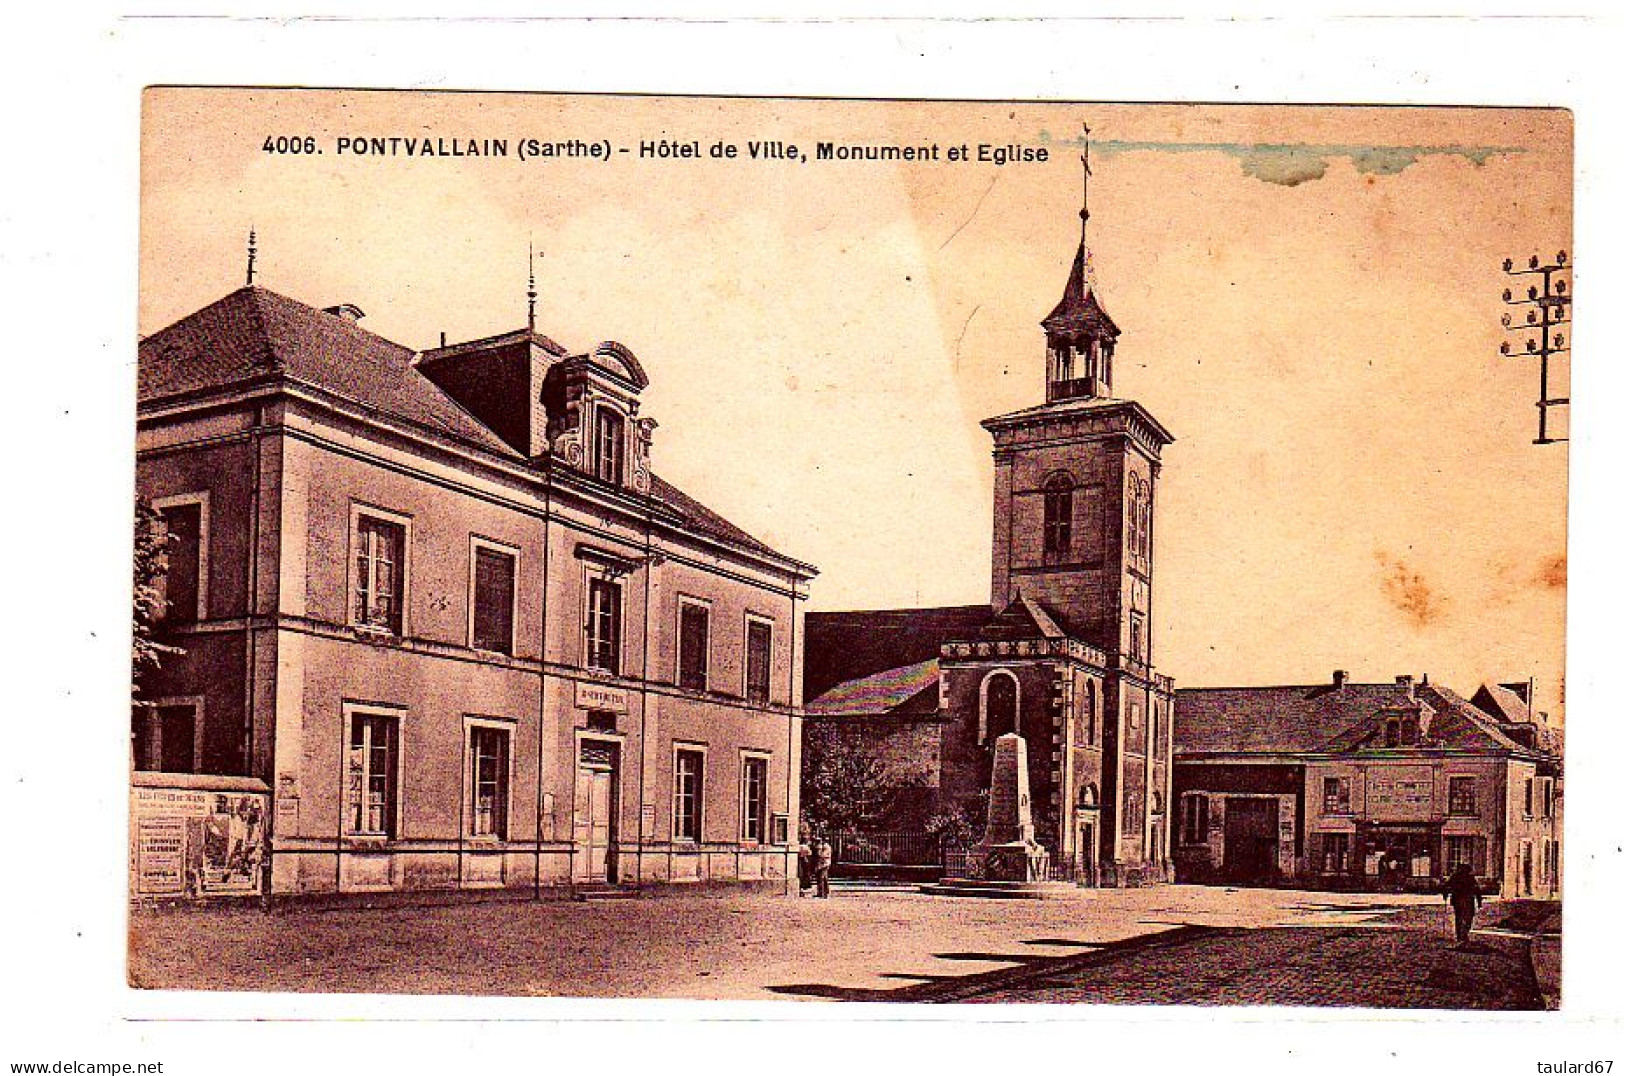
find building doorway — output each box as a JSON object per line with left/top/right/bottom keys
{"left": 573, "top": 740, "right": 619, "bottom": 884}
{"left": 1222, "top": 797, "right": 1279, "bottom": 884}
{"left": 1072, "top": 812, "right": 1097, "bottom": 885}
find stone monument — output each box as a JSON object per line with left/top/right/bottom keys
{"left": 970, "top": 732, "right": 1051, "bottom": 882}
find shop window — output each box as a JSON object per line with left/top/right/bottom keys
{"left": 1322, "top": 833, "right": 1350, "bottom": 874}
{"left": 471, "top": 544, "right": 516, "bottom": 654}
{"left": 1444, "top": 835, "right": 1486, "bottom": 875}
{"left": 674, "top": 748, "right": 705, "bottom": 842}
{"left": 740, "top": 755, "right": 768, "bottom": 843}
{"left": 347, "top": 711, "right": 399, "bottom": 837}
{"left": 468, "top": 725, "right": 510, "bottom": 838}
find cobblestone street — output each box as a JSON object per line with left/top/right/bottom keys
{"left": 129, "top": 885, "right": 1556, "bottom": 1008}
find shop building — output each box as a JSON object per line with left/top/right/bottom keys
{"left": 1172, "top": 673, "right": 1562, "bottom": 897}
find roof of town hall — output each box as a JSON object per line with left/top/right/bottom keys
{"left": 1174, "top": 678, "right": 1542, "bottom": 758}
{"left": 138, "top": 286, "right": 794, "bottom": 564}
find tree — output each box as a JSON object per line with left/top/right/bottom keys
{"left": 132, "top": 496, "right": 182, "bottom": 703}
{"left": 800, "top": 724, "right": 927, "bottom": 834}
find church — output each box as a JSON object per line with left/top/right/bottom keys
{"left": 804, "top": 190, "right": 1177, "bottom": 887}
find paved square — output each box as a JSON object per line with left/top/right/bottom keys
{"left": 128, "top": 885, "right": 1554, "bottom": 1007}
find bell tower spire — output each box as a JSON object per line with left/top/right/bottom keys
{"left": 1042, "top": 126, "right": 1120, "bottom": 402}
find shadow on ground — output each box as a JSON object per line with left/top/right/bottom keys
{"left": 768, "top": 921, "right": 1546, "bottom": 1008}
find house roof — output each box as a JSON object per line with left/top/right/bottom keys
{"left": 1174, "top": 679, "right": 1542, "bottom": 757}
{"left": 1472, "top": 682, "right": 1533, "bottom": 724}
{"left": 141, "top": 288, "right": 811, "bottom": 573}
{"left": 805, "top": 659, "right": 940, "bottom": 719}
{"left": 648, "top": 474, "right": 796, "bottom": 565}
{"left": 140, "top": 287, "right": 518, "bottom": 456}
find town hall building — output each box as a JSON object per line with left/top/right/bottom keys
{"left": 804, "top": 196, "right": 1177, "bottom": 887}
{"left": 132, "top": 271, "right": 816, "bottom": 902}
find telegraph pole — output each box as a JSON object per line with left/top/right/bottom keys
{"left": 1499, "top": 250, "right": 1571, "bottom": 445}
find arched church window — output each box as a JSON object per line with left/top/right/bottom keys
{"left": 981, "top": 671, "right": 1019, "bottom": 745}
{"left": 593, "top": 406, "right": 625, "bottom": 485}
{"left": 1043, "top": 473, "right": 1073, "bottom": 561}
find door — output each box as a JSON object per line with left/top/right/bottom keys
{"left": 573, "top": 759, "right": 618, "bottom": 883}
{"left": 1222, "top": 797, "right": 1279, "bottom": 884}
{"left": 1073, "top": 816, "right": 1096, "bottom": 886}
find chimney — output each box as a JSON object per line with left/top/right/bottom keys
{"left": 1396, "top": 674, "right": 1415, "bottom": 698}
{"left": 323, "top": 303, "right": 366, "bottom": 323}
{"left": 1332, "top": 670, "right": 1348, "bottom": 689}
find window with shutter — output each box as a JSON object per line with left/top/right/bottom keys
{"left": 472, "top": 546, "right": 516, "bottom": 654}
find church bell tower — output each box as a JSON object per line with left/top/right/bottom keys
{"left": 948, "top": 136, "right": 1177, "bottom": 886}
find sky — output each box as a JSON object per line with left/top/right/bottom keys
{"left": 139, "top": 92, "right": 1570, "bottom": 711}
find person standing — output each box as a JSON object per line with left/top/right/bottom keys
{"left": 813, "top": 834, "right": 834, "bottom": 899}
{"left": 1440, "top": 862, "right": 1483, "bottom": 946}
{"left": 797, "top": 833, "right": 813, "bottom": 895}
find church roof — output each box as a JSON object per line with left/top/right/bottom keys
{"left": 1042, "top": 213, "right": 1120, "bottom": 340}
{"left": 974, "top": 595, "right": 1068, "bottom": 642}
{"left": 804, "top": 604, "right": 994, "bottom": 700}
{"left": 805, "top": 659, "right": 941, "bottom": 719}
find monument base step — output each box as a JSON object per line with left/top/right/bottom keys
{"left": 918, "top": 878, "right": 1080, "bottom": 900}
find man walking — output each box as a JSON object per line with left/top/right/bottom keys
{"left": 813, "top": 834, "right": 834, "bottom": 899}
{"left": 1440, "top": 862, "right": 1483, "bottom": 947}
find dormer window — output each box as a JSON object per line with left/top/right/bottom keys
{"left": 594, "top": 407, "right": 624, "bottom": 485}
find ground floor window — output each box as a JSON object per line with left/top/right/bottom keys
{"left": 468, "top": 725, "right": 510, "bottom": 838}
{"left": 132, "top": 702, "right": 198, "bottom": 773}
{"left": 1179, "top": 793, "right": 1209, "bottom": 845}
{"left": 740, "top": 754, "right": 768, "bottom": 843}
{"left": 674, "top": 747, "right": 705, "bottom": 842}
{"left": 1444, "top": 835, "right": 1486, "bottom": 875}
{"left": 1321, "top": 832, "right": 1351, "bottom": 873}
{"left": 347, "top": 711, "right": 399, "bottom": 837}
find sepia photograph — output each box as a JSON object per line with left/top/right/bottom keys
{"left": 128, "top": 89, "right": 1570, "bottom": 1011}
